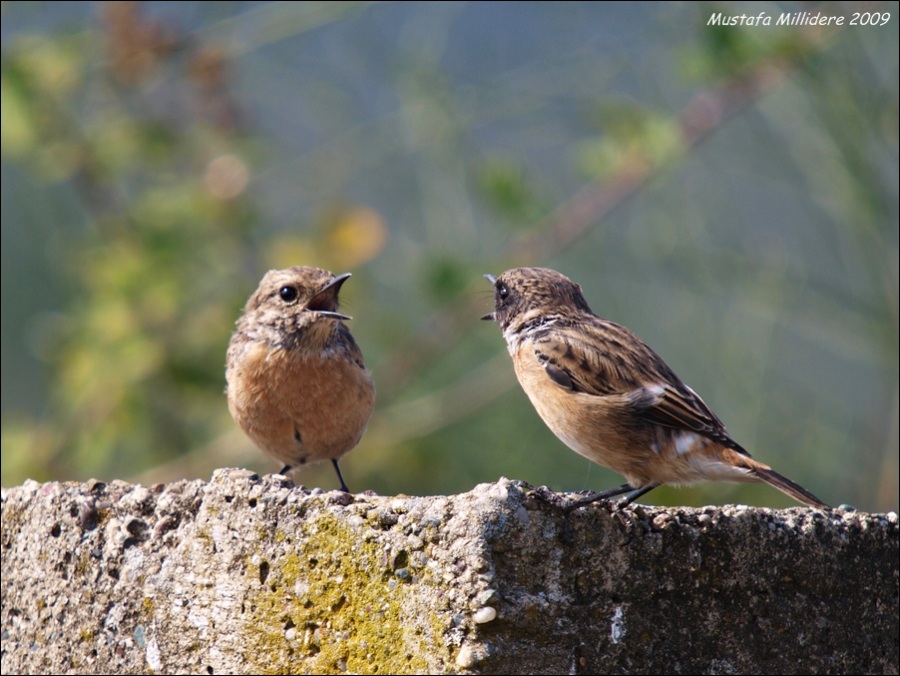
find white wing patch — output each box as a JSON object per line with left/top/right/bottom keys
{"left": 674, "top": 431, "right": 700, "bottom": 455}
{"left": 646, "top": 383, "right": 666, "bottom": 400}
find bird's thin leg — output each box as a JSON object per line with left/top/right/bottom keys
{"left": 278, "top": 465, "right": 292, "bottom": 476}
{"left": 560, "top": 483, "right": 634, "bottom": 512}
{"left": 617, "top": 482, "right": 661, "bottom": 508}
{"left": 563, "top": 482, "right": 662, "bottom": 513}
{"left": 332, "top": 459, "right": 350, "bottom": 493}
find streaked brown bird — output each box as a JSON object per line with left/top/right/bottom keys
{"left": 482, "top": 266, "right": 828, "bottom": 509}
{"left": 226, "top": 266, "right": 375, "bottom": 492}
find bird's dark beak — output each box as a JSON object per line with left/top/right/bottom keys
{"left": 481, "top": 273, "right": 497, "bottom": 321}
{"left": 309, "top": 272, "right": 352, "bottom": 320}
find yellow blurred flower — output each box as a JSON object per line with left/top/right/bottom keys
{"left": 323, "top": 207, "right": 388, "bottom": 269}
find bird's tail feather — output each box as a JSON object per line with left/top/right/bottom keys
{"left": 747, "top": 465, "right": 829, "bottom": 509}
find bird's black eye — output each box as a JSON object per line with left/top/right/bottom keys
{"left": 498, "top": 283, "right": 510, "bottom": 300}
{"left": 279, "top": 286, "right": 298, "bottom": 302}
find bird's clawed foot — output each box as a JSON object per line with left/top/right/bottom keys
{"left": 528, "top": 485, "right": 570, "bottom": 510}
{"left": 528, "top": 486, "right": 612, "bottom": 514}
{"left": 527, "top": 482, "right": 661, "bottom": 514}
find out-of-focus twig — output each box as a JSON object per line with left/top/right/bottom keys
{"left": 509, "top": 62, "right": 797, "bottom": 262}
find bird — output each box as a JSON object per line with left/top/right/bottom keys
{"left": 482, "top": 266, "right": 829, "bottom": 510}
{"left": 226, "top": 266, "right": 375, "bottom": 492}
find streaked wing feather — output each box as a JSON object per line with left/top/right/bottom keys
{"left": 531, "top": 321, "right": 643, "bottom": 396}
{"left": 530, "top": 319, "right": 746, "bottom": 454}
{"left": 640, "top": 384, "right": 721, "bottom": 433}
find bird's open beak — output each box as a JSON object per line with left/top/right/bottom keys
{"left": 481, "top": 273, "right": 497, "bottom": 321}
{"left": 309, "top": 272, "right": 353, "bottom": 320}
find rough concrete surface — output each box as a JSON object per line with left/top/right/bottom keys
{"left": 1, "top": 470, "right": 897, "bottom": 675}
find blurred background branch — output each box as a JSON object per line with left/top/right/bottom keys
{"left": 2, "top": 2, "right": 897, "bottom": 511}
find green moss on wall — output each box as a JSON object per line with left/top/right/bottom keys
{"left": 242, "top": 512, "right": 450, "bottom": 675}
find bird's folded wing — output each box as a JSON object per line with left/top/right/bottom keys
{"left": 531, "top": 321, "right": 740, "bottom": 449}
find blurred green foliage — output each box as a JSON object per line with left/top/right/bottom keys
{"left": 1, "top": 2, "right": 897, "bottom": 512}
{"left": 1, "top": 3, "right": 266, "bottom": 480}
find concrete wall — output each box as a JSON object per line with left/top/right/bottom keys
{"left": 2, "top": 470, "right": 897, "bottom": 674}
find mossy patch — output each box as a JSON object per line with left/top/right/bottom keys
{"left": 243, "top": 511, "right": 450, "bottom": 674}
